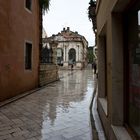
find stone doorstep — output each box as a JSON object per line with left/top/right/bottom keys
{"left": 111, "top": 125, "right": 133, "bottom": 140}
{"left": 0, "top": 79, "right": 60, "bottom": 108}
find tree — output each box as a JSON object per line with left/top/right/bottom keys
{"left": 88, "top": 47, "right": 94, "bottom": 63}
{"left": 39, "top": 0, "right": 51, "bottom": 61}
{"left": 39, "top": 0, "right": 50, "bottom": 14}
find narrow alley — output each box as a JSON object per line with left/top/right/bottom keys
{"left": 0, "top": 69, "right": 97, "bottom": 140}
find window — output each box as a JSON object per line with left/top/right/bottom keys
{"left": 25, "top": 0, "right": 32, "bottom": 11}
{"left": 25, "top": 42, "right": 32, "bottom": 70}
{"left": 125, "top": 3, "right": 140, "bottom": 138}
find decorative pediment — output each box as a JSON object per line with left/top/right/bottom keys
{"left": 54, "top": 35, "right": 66, "bottom": 41}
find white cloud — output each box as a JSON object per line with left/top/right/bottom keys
{"left": 43, "top": 0, "right": 95, "bottom": 46}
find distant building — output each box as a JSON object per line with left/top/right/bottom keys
{"left": 42, "top": 28, "right": 47, "bottom": 38}
{"left": 0, "top": 0, "right": 40, "bottom": 101}
{"left": 46, "top": 27, "right": 88, "bottom": 69}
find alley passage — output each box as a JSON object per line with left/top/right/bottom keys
{"left": 0, "top": 69, "right": 96, "bottom": 140}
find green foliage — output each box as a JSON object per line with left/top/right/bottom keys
{"left": 88, "top": 47, "right": 94, "bottom": 63}
{"left": 39, "top": 0, "right": 51, "bottom": 14}
{"left": 88, "top": 0, "right": 96, "bottom": 20}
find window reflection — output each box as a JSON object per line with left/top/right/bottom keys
{"left": 127, "top": 9, "right": 140, "bottom": 138}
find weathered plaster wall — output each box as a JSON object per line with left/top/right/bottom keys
{"left": 0, "top": 0, "right": 39, "bottom": 101}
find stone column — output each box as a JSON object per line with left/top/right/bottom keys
{"left": 63, "top": 46, "right": 68, "bottom": 67}
{"left": 66, "top": 47, "right": 69, "bottom": 62}
{"left": 76, "top": 46, "right": 78, "bottom": 62}
{"left": 63, "top": 46, "right": 65, "bottom": 62}
{"left": 80, "top": 47, "right": 83, "bottom": 61}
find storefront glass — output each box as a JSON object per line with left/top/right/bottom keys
{"left": 128, "top": 9, "right": 140, "bottom": 138}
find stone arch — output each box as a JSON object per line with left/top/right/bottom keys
{"left": 57, "top": 48, "right": 63, "bottom": 65}
{"left": 68, "top": 48, "right": 76, "bottom": 64}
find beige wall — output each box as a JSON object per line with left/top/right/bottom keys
{"left": 0, "top": 0, "right": 39, "bottom": 101}
{"left": 96, "top": 0, "right": 134, "bottom": 139}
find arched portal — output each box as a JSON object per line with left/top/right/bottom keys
{"left": 68, "top": 48, "right": 76, "bottom": 64}
{"left": 57, "top": 48, "right": 63, "bottom": 66}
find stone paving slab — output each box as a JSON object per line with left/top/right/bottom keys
{"left": 0, "top": 70, "right": 96, "bottom": 140}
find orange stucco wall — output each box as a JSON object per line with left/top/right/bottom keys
{"left": 0, "top": 0, "right": 39, "bottom": 101}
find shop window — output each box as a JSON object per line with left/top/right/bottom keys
{"left": 25, "top": 42, "right": 32, "bottom": 70}
{"left": 126, "top": 5, "right": 140, "bottom": 139}
{"left": 25, "top": 0, "right": 32, "bottom": 11}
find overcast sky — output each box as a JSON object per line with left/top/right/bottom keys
{"left": 43, "top": 0, "right": 95, "bottom": 46}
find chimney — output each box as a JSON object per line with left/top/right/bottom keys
{"left": 67, "top": 27, "right": 70, "bottom": 31}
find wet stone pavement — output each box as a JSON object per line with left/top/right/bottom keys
{"left": 0, "top": 69, "right": 96, "bottom": 140}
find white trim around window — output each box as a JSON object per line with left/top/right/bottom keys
{"left": 24, "top": 0, "right": 32, "bottom": 13}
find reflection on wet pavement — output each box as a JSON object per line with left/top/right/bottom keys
{"left": 0, "top": 70, "right": 95, "bottom": 140}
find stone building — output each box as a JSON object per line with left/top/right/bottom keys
{"left": 95, "top": 0, "right": 140, "bottom": 139}
{"left": 46, "top": 27, "right": 88, "bottom": 69}
{"left": 0, "top": 0, "right": 40, "bottom": 101}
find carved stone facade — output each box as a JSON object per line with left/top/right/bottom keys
{"left": 46, "top": 27, "right": 88, "bottom": 69}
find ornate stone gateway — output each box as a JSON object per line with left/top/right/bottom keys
{"left": 45, "top": 27, "right": 88, "bottom": 69}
